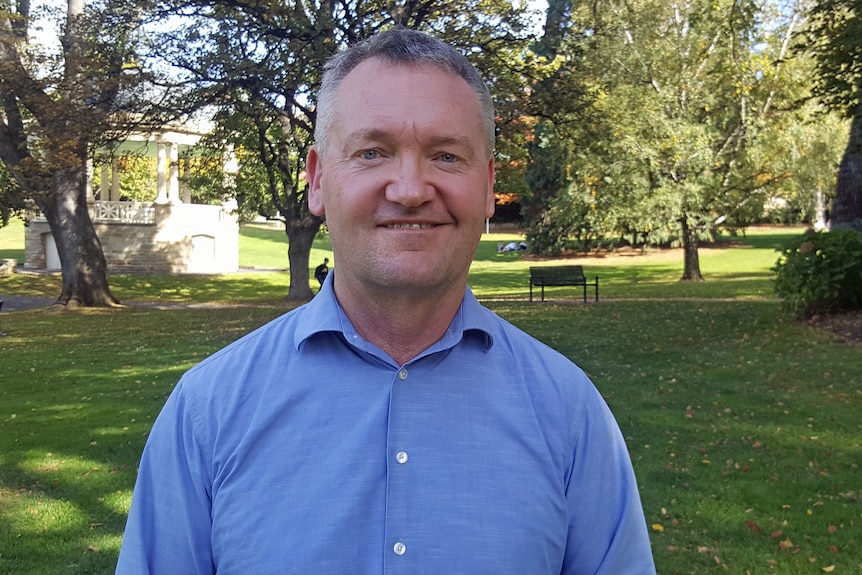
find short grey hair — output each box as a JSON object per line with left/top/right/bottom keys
{"left": 314, "top": 28, "right": 495, "bottom": 158}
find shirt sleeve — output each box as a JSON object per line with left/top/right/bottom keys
{"left": 561, "top": 388, "right": 656, "bottom": 574}
{"left": 115, "top": 382, "right": 214, "bottom": 574}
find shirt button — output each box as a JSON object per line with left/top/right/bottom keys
{"left": 393, "top": 541, "right": 406, "bottom": 556}
{"left": 395, "top": 451, "right": 408, "bottom": 464}
{"left": 397, "top": 368, "right": 408, "bottom": 380}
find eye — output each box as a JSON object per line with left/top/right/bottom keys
{"left": 360, "top": 149, "right": 380, "bottom": 160}
{"left": 438, "top": 153, "right": 458, "bottom": 163}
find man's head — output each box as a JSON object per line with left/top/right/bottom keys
{"left": 306, "top": 28, "right": 496, "bottom": 304}
{"left": 314, "top": 28, "right": 495, "bottom": 159}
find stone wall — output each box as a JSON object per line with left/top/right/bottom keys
{"left": 24, "top": 202, "right": 239, "bottom": 274}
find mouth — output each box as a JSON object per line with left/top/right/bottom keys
{"left": 385, "top": 223, "right": 437, "bottom": 229}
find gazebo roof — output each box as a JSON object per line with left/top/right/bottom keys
{"left": 98, "top": 114, "right": 216, "bottom": 159}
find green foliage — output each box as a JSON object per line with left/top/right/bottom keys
{"left": 773, "top": 229, "right": 862, "bottom": 317}
{"left": 522, "top": 0, "right": 826, "bottom": 271}
{"left": 803, "top": 0, "right": 862, "bottom": 118}
{"left": 92, "top": 156, "right": 159, "bottom": 202}
{"left": 0, "top": 164, "right": 25, "bottom": 226}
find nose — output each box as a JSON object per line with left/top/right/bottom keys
{"left": 385, "top": 155, "right": 434, "bottom": 207}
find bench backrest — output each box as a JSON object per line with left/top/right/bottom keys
{"left": 529, "top": 265, "right": 585, "bottom": 281}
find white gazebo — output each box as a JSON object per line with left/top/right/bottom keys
{"left": 25, "top": 122, "right": 240, "bottom": 275}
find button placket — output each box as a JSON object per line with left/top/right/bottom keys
{"left": 386, "top": 365, "right": 416, "bottom": 567}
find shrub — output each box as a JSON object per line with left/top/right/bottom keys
{"left": 772, "top": 229, "right": 862, "bottom": 318}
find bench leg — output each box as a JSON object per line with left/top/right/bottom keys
{"left": 582, "top": 283, "right": 587, "bottom": 303}
{"left": 595, "top": 277, "right": 599, "bottom": 302}
{"left": 529, "top": 283, "right": 533, "bottom": 302}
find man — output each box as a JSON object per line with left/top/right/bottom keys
{"left": 314, "top": 257, "right": 330, "bottom": 286}
{"left": 116, "top": 28, "right": 656, "bottom": 574}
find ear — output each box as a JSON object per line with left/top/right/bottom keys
{"left": 306, "top": 147, "right": 325, "bottom": 216}
{"left": 484, "top": 157, "right": 496, "bottom": 220}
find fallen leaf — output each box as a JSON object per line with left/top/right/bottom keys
{"left": 651, "top": 523, "right": 664, "bottom": 532}
{"left": 821, "top": 566, "right": 835, "bottom": 573}
{"left": 779, "top": 538, "right": 794, "bottom": 550}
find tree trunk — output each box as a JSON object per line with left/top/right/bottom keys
{"left": 832, "top": 114, "right": 862, "bottom": 232}
{"left": 37, "top": 164, "right": 119, "bottom": 308}
{"left": 284, "top": 221, "right": 322, "bottom": 301}
{"left": 680, "top": 217, "right": 704, "bottom": 282}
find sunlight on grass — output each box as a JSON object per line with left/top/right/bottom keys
{"left": 101, "top": 490, "right": 133, "bottom": 516}
{"left": 0, "top": 217, "right": 25, "bottom": 262}
{"left": 1, "top": 491, "right": 86, "bottom": 538}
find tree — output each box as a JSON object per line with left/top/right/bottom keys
{"left": 525, "top": 0, "right": 808, "bottom": 280}
{"left": 148, "top": 0, "right": 535, "bottom": 300}
{"left": 0, "top": 0, "right": 165, "bottom": 306}
{"left": 803, "top": 0, "right": 862, "bottom": 230}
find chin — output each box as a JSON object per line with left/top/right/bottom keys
{"left": 374, "top": 269, "right": 447, "bottom": 294}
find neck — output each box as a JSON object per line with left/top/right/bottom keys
{"left": 333, "top": 279, "right": 465, "bottom": 366}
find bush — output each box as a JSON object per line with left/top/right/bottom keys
{"left": 772, "top": 229, "right": 862, "bottom": 318}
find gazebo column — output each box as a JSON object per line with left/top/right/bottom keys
{"left": 100, "top": 164, "right": 109, "bottom": 201}
{"left": 181, "top": 158, "right": 192, "bottom": 204}
{"left": 168, "top": 143, "right": 180, "bottom": 204}
{"left": 86, "top": 159, "right": 95, "bottom": 203}
{"left": 223, "top": 146, "right": 238, "bottom": 189}
{"left": 155, "top": 143, "right": 168, "bottom": 204}
{"left": 110, "top": 158, "right": 121, "bottom": 201}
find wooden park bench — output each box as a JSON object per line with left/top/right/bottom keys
{"left": 529, "top": 265, "right": 599, "bottom": 303}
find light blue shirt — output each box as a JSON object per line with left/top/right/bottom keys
{"left": 116, "top": 277, "right": 655, "bottom": 574}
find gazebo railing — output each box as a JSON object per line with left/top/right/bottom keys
{"left": 27, "top": 201, "right": 157, "bottom": 224}
{"left": 90, "top": 201, "right": 156, "bottom": 224}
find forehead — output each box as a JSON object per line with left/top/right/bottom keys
{"left": 331, "top": 59, "right": 484, "bottom": 145}
{"left": 337, "top": 57, "right": 472, "bottom": 97}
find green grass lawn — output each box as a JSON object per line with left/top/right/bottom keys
{"left": 1, "top": 221, "right": 860, "bottom": 574}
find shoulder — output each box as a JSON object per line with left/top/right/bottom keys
{"left": 159, "top": 305, "right": 320, "bottom": 446}
{"left": 472, "top": 305, "right": 605, "bottom": 417}
{"left": 481, "top": 306, "right": 584, "bottom": 375}
{"left": 174, "top": 304, "right": 310, "bottom": 406}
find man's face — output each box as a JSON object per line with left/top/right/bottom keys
{"left": 307, "top": 59, "right": 495, "bottom": 298}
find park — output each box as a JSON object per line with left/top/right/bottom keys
{"left": 1, "top": 0, "right": 861, "bottom": 570}
{"left": 1, "top": 220, "right": 860, "bottom": 573}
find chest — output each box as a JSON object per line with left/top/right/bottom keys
{"left": 207, "top": 366, "right": 571, "bottom": 574}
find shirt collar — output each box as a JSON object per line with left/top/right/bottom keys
{"left": 295, "top": 272, "right": 494, "bottom": 355}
